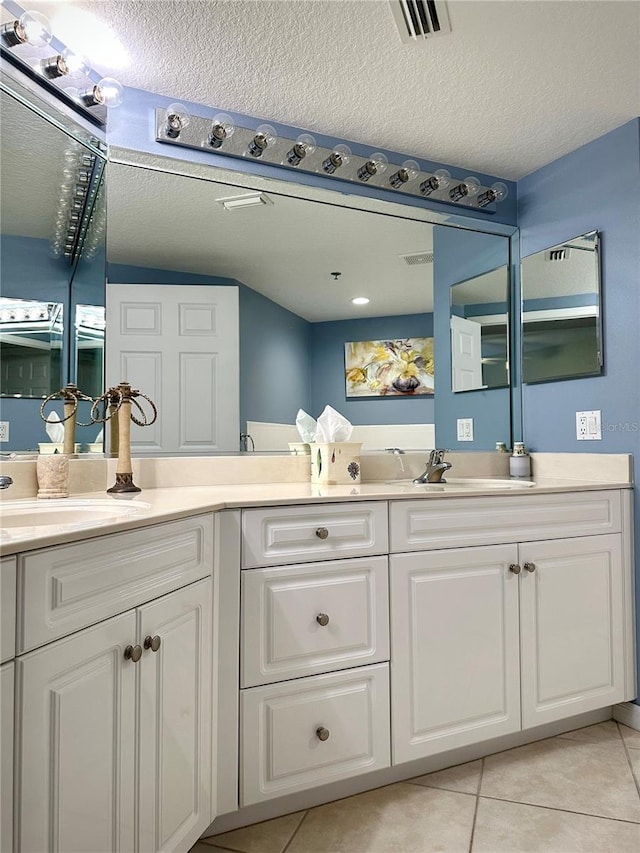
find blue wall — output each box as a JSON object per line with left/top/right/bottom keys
{"left": 433, "top": 228, "right": 512, "bottom": 450}
{"left": 517, "top": 118, "right": 640, "bottom": 703}
{"left": 309, "top": 313, "right": 434, "bottom": 427}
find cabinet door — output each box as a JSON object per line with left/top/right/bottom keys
{"left": 1, "top": 662, "right": 14, "bottom": 853}
{"left": 519, "top": 534, "right": 625, "bottom": 728}
{"left": 17, "top": 612, "right": 136, "bottom": 853}
{"left": 137, "top": 579, "right": 212, "bottom": 853}
{"left": 390, "top": 545, "right": 521, "bottom": 764}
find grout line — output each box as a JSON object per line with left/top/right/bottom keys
{"left": 616, "top": 721, "right": 640, "bottom": 801}
{"left": 477, "top": 756, "right": 485, "bottom": 796}
{"left": 405, "top": 779, "right": 477, "bottom": 796}
{"left": 280, "top": 809, "right": 309, "bottom": 853}
{"left": 478, "top": 794, "right": 640, "bottom": 825}
{"left": 468, "top": 793, "right": 480, "bottom": 853}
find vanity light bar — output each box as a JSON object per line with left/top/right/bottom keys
{"left": 154, "top": 108, "right": 507, "bottom": 213}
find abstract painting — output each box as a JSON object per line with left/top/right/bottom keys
{"left": 344, "top": 337, "right": 434, "bottom": 397}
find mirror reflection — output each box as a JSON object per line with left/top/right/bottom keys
{"left": 450, "top": 265, "right": 509, "bottom": 392}
{"left": 521, "top": 231, "right": 601, "bottom": 384}
{"left": 0, "top": 80, "right": 106, "bottom": 404}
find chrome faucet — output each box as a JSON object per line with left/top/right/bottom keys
{"left": 385, "top": 447, "right": 405, "bottom": 473}
{"left": 413, "top": 449, "right": 452, "bottom": 484}
{"left": 0, "top": 475, "right": 13, "bottom": 490}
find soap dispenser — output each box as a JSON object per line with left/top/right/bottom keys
{"left": 509, "top": 442, "right": 531, "bottom": 478}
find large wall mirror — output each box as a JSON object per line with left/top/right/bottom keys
{"left": 106, "top": 150, "right": 514, "bottom": 454}
{"left": 521, "top": 231, "right": 602, "bottom": 384}
{"left": 0, "top": 73, "right": 106, "bottom": 448}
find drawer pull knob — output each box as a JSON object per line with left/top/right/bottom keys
{"left": 316, "top": 726, "right": 330, "bottom": 742}
{"left": 315, "top": 527, "right": 329, "bottom": 540}
{"left": 524, "top": 561, "right": 536, "bottom": 573}
{"left": 144, "top": 635, "right": 162, "bottom": 652}
{"left": 509, "top": 563, "right": 521, "bottom": 574}
{"left": 124, "top": 644, "right": 142, "bottom": 663}
{"left": 316, "top": 613, "right": 330, "bottom": 627}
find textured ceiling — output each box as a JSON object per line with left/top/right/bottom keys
{"left": 10, "top": 0, "right": 640, "bottom": 180}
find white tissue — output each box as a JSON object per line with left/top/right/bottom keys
{"left": 45, "top": 411, "right": 65, "bottom": 444}
{"left": 315, "top": 405, "right": 353, "bottom": 443}
{"left": 295, "top": 409, "right": 317, "bottom": 443}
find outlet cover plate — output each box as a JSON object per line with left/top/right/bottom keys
{"left": 576, "top": 410, "right": 601, "bottom": 441}
{"left": 0, "top": 422, "right": 9, "bottom": 442}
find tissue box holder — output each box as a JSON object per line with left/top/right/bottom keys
{"left": 310, "top": 442, "right": 362, "bottom": 485}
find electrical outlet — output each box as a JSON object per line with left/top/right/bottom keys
{"left": 457, "top": 417, "right": 474, "bottom": 441}
{"left": 0, "top": 421, "right": 9, "bottom": 442}
{"left": 576, "top": 410, "right": 601, "bottom": 441}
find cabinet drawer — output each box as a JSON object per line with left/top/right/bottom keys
{"left": 242, "top": 502, "right": 388, "bottom": 568}
{"left": 1, "top": 556, "right": 16, "bottom": 662}
{"left": 241, "top": 663, "right": 390, "bottom": 805}
{"left": 241, "top": 556, "right": 389, "bottom": 687}
{"left": 390, "top": 490, "right": 622, "bottom": 553}
{"left": 17, "top": 514, "right": 213, "bottom": 653}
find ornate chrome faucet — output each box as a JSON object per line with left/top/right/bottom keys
{"left": 413, "top": 449, "right": 452, "bottom": 484}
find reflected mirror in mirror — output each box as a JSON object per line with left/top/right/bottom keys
{"left": 450, "top": 265, "right": 509, "bottom": 392}
{"left": 0, "top": 298, "right": 63, "bottom": 396}
{"left": 74, "top": 304, "right": 105, "bottom": 399}
{"left": 0, "top": 78, "right": 106, "bottom": 406}
{"left": 521, "top": 231, "right": 601, "bottom": 384}
{"left": 106, "top": 156, "right": 513, "bottom": 454}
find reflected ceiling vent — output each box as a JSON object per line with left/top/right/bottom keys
{"left": 216, "top": 192, "right": 273, "bottom": 211}
{"left": 400, "top": 251, "right": 434, "bottom": 265}
{"left": 546, "top": 248, "right": 569, "bottom": 261}
{"left": 389, "top": 1, "right": 451, "bottom": 43}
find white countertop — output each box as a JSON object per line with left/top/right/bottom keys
{"left": 0, "top": 476, "right": 633, "bottom": 556}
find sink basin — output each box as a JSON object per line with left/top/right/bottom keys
{"left": 384, "top": 477, "right": 536, "bottom": 490}
{"left": 0, "top": 499, "right": 151, "bottom": 541}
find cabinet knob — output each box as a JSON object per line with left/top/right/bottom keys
{"left": 316, "top": 613, "right": 330, "bottom": 627}
{"left": 124, "top": 644, "right": 142, "bottom": 662}
{"left": 316, "top": 726, "right": 330, "bottom": 742}
{"left": 523, "top": 561, "right": 536, "bottom": 573}
{"left": 315, "top": 527, "right": 329, "bottom": 540}
{"left": 144, "top": 634, "right": 162, "bottom": 652}
{"left": 509, "top": 563, "right": 521, "bottom": 574}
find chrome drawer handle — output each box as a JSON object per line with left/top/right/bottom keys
{"left": 523, "top": 562, "right": 536, "bottom": 573}
{"left": 316, "top": 613, "right": 330, "bottom": 627}
{"left": 143, "top": 635, "right": 162, "bottom": 652}
{"left": 316, "top": 726, "right": 330, "bottom": 742}
{"left": 315, "top": 527, "right": 329, "bottom": 540}
{"left": 509, "top": 563, "right": 521, "bottom": 574}
{"left": 124, "top": 644, "right": 142, "bottom": 663}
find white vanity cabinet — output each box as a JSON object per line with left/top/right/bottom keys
{"left": 0, "top": 555, "right": 16, "bottom": 853}
{"left": 11, "top": 514, "right": 214, "bottom": 853}
{"left": 239, "top": 503, "right": 391, "bottom": 805}
{"left": 389, "top": 490, "right": 633, "bottom": 764}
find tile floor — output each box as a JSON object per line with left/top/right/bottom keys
{"left": 191, "top": 721, "right": 640, "bottom": 853}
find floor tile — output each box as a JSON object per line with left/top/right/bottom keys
{"left": 205, "top": 811, "right": 305, "bottom": 853}
{"left": 620, "top": 723, "right": 640, "bottom": 749}
{"left": 472, "top": 797, "right": 640, "bottom": 852}
{"left": 189, "top": 844, "right": 236, "bottom": 853}
{"left": 481, "top": 736, "right": 640, "bottom": 822}
{"left": 628, "top": 748, "right": 640, "bottom": 785}
{"left": 286, "top": 782, "right": 476, "bottom": 852}
{"left": 410, "top": 758, "right": 482, "bottom": 794}
{"left": 556, "top": 720, "right": 621, "bottom": 744}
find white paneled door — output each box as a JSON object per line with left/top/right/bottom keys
{"left": 106, "top": 285, "right": 239, "bottom": 453}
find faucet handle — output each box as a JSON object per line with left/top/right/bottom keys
{"left": 429, "top": 448, "right": 450, "bottom": 464}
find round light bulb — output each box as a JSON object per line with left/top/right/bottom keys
{"left": 286, "top": 133, "right": 316, "bottom": 166}
{"left": 401, "top": 159, "right": 420, "bottom": 180}
{"left": 297, "top": 133, "right": 316, "bottom": 154}
{"left": 434, "top": 168, "right": 451, "bottom": 188}
{"left": 352, "top": 297, "right": 370, "bottom": 305}
{"left": 257, "top": 124, "right": 277, "bottom": 145}
{"left": 248, "top": 124, "right": 277, "bottom": 157}
{"left": 491, "top": 182, "right": 509, "bottom": 202}
{"left": 463, "top": 176, "right": 481, "bottom": 196}
{"left": 61, "top": 48, "right": 91, "bottom": 77}
{"left": 322, "top": 144, "right": 351, "bottom": 174}
{"left": 370, "top": 152, "right": 388, "bottom": 173}
{"left": 165, "top": 103, "right": 191, "bottom": 137}
{"left": 95, "top": 77, "right": 123, "bottom": 108}
{"left": 208, "top": 113, "right": 235, "bottom": 148}
{"left": 19, "top": 10, "right": 52, "bottom": 47}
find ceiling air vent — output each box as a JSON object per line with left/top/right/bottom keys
{"left": 390, "top": 1, "right": 451, "bottom": 43}
{"left": 400, "top": 251, "right": 434, "bottom": 265}
{"left": 546, "top": 248, "right": 569, "bottom": 262}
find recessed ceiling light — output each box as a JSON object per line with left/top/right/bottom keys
{"left": 352, "top": 297, "right": 370, "bottom": 305}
